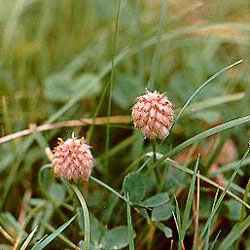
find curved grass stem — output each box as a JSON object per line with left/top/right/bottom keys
{"left": 71, "top": 185, "right": 90, "bottom": 250}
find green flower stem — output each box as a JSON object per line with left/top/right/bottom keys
{"left": 152, "top": 140, "right": 161, "bottom": 185}
{"left": 71, "top": 185, "right": 90, "bottom": 250}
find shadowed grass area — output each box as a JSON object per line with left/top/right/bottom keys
{"left": 0, "top": 0, "right": 250, "bottom": 249}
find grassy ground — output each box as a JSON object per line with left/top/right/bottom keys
{"left": 0, "top": 0, "right": 250, "bottom": 249}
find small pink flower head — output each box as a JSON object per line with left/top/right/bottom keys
{"left": 52, "top": 135, "right": 94, "bottom": 182}
{"left": 131, "top": 90, "right": 174, "bottom": 140}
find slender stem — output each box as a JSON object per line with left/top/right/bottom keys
{"left": 71, "top": 185, "right": 90, "bottom": 250}
{"left": 90, "top": 176, "right": 129, "bottom": 203}
{"left": 105, "top": 0, "right": 122, "bottom": 169}
{"left": 126, "top": 194, "right": 135, "bottom": 250}
{"left": 193, "top": 171, "right": 200, "bottom": 249}
{"left": 152, "top": 141, "right": 157, "bottom": 162}
{"left": 87, "top": 83, "right": 110, "bottom": 143}
{"left": 152, "top": 140, "right": 161, "bottom": 185}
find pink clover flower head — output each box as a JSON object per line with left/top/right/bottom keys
{"left": 53, "top": 136, "right": 94, "bottom": 182}
{"left": 131, "top": 90, "right": 174, "bottom": 140}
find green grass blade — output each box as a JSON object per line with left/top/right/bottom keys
{"left": 218, "top": 214, "right": 250, "bottom": 250}
{"left": 87, "top": 83, "right": 109, "bottom": 144}
{"left": 155, "top": 115, "right": 250, "bottom": 166}
{"left": 210, "top": 230, "right": 221, "bottom": 250}
{"left": 149, "top": 117, "right": 250, "bottom": 186}
{"left": 240, "top": 179, "right": 250, "bottom": 220}
{"left": 90, "top": 176, "right": 128, "bottom": 203}
{"left": 43, "top": 223, "right": 79, "bottom": 250}
{"left": 204, "top": 188, "right": 219, "bottom": 250}
{"left": 174, "top": 196, "right": 181, "bottom": 238}
{"left": 147, "top": 152, "right": 250, "bottom": 210}
{"left": 172, "top": 210, "right": 180, "bottom": 240}
{"left": 31, "top": 215, "right": 76, "bottom": 250}
{"left": 105, "top": 0, "right": 122, "bottom": 169}
{"left": 202, "top": 146, "right": 250, "bottom": 237}
{"left": 180, "top": 156, "right": 200, "bottom": 242}
{"left": 126, "top": 194, "right": 135, "bottom": 250}
{"left": 212, "top": 157, "right": 250, "bottom": 175}
{"left": 72, "top": 185, "right": 90, "bottom": 250}
{"left": 171, "top": 59, "right": 243, "bottom": 130}
{"left": 187, "top": 92, "right": 245, "bottom": 114}
{"left": 20, "top": 226, "right": 38, "bottom": 250}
